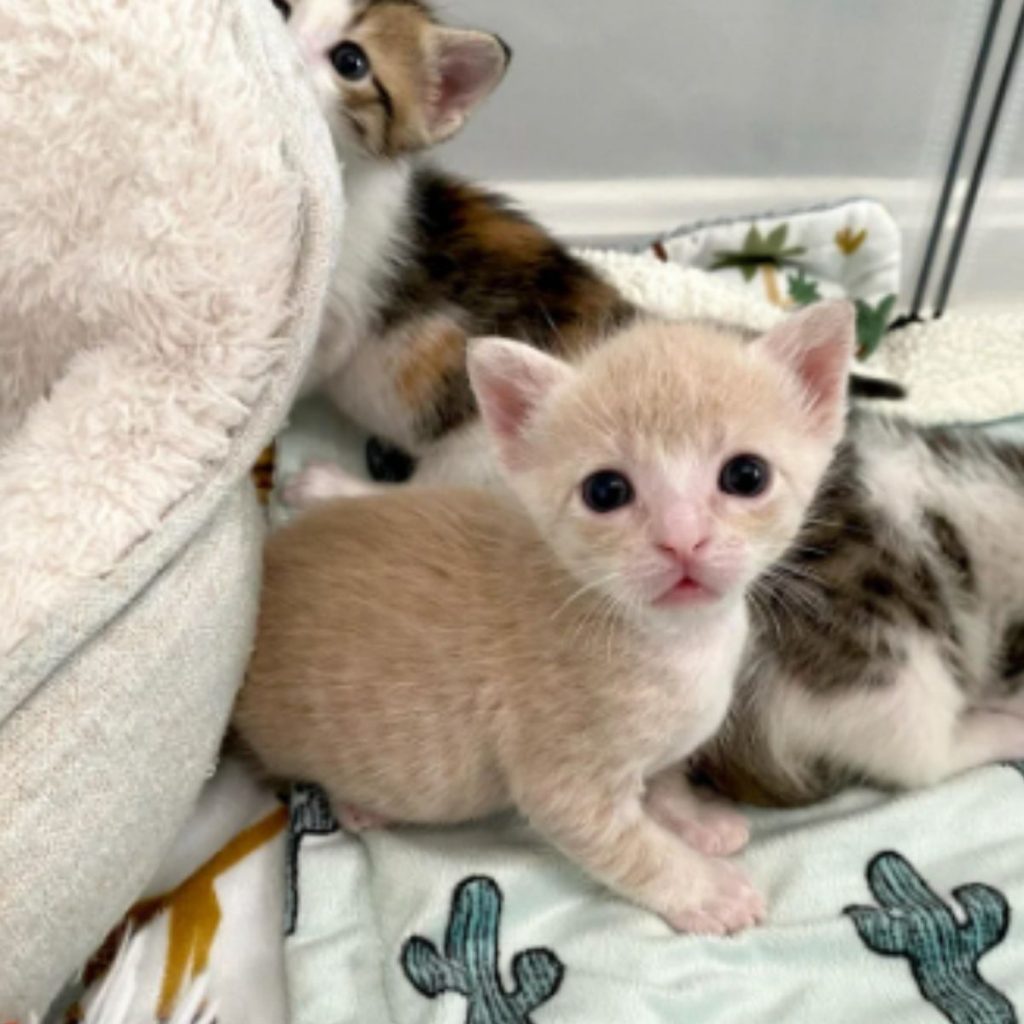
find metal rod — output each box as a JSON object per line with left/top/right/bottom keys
{"left": 934, "top": 0, "right": 1024, "bottom": 317}
{"left": 907, "top": 0, "right": 1004, "bottom": 320}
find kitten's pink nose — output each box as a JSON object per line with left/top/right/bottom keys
{"left": 656, "top": 537, "right": 710, "bottom": 565}
{"left": 654, "top": 505, "right": 712, "bottom": 570}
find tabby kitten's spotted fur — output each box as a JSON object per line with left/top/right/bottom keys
{"left": 279, "top": 0, "right": 901, "bottom": 485}
{"left": 697, "top": 416, "right": 1024, "bottom": 805}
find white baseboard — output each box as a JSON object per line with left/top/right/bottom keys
{"left": 492, "top": 176, "right": 935, "bottom": 241}
{"left": 490, "top": 175, "right": 1024, "bottom": 311}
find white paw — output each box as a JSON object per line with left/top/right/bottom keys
{"left": 281, "top": 461, "right": 371, "bottom": 509}
{"left": 661, "top": 859, "right": 765, "bottom": 936}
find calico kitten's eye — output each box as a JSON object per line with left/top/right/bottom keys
{"left": 581, "top": 470, "right": 634, "bottom": 513}
{"left": 330, "top": 41, "right": 371, "bottom": 81}
{"left": 271, "top": 0, "right": 291, "bottom": 19}
{"left": 719, "top": 455, "right": 771, "bottom": 497}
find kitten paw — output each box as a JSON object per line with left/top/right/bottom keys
{"left": 281, "top": 461, "right": 372, "bottom": 509}
{"left": 662, "top": 860, "right": 765, "bottom": 936}
{"left": 670, "top": 806, "right": 750, "bottom": 857}
{"left": 646, "top": 782, "right": 750, "bottom": 855}
{"left": 337, "top": 803, "right": 391, "bottom": 833}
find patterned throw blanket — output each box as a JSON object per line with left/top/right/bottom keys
{"left": 57, "top": 759, "right": 1024, "bottom": 1024}
{"left": 286, "top": 765, "right": 1024, "bottom": 1024}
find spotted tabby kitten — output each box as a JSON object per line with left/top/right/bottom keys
{"left": 697, "top": 416, "right": 1024, "bottom": 805}
{"left": 277, "top": 0, "right": 901, "bottom": 486}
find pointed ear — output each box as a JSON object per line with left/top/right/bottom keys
{"left": 425, "top": 28, "right": 511, "bottom": 144}
{"left": 467, "top": 337, "right": 573, "bottom": 468}
{"left": 756, "top": 300, "right": 856, "bottom": 438}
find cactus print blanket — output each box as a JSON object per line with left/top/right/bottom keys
{"left": 286, "top": 764, "right": 1024, "bottom": 1024}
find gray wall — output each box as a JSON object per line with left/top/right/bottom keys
{"left": 446, "top": 1, "right": 983, "bottom": 182}
{"left": 440, "top": 1, "right": 1021, "bottom": 310}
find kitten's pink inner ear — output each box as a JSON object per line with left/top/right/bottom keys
{"left": 428, "top": 29, "right": 510, "bottom": 142}
{"left": 467, "top": 338, "right": 572, "bottom": 467}
{"left": 759, "top": 300, "right": 856, "bottom": 436}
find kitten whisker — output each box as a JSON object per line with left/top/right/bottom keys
{"left": 551, "top": 569, "right": 626, "bottom": 623}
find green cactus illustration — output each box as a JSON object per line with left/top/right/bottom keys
{"left": 845, "top": 851, "right": 1014, "bottom": 1024}
{"left": 285, "top": 783, "right": 338, "bottom": 935}
{"left": 786, "top": 269, "right": 822, "bottom": 306}
{"left": 854, "top": 294, "right": 897, "bottom": 359}
{"left": 401, "top": 876, "right": 564, "bottom": 1024}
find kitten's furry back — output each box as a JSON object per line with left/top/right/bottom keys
{"left": 324, "top": 166, "right": 635, "bottom": 450}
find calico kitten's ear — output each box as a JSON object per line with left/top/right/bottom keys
{"left": 757, "top": 300, "right": 855, "bottom": 439}
{"left": 425, "top": 28, "right": 511, "bottom": 144}
{"left": 468, "top": 338, "right": 573, "bottom": 467}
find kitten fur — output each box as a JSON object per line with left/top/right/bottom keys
{"left": 696, "top": 415, "right": 1024, "bottom": 805}
{"left": 278, "top": 0, "right": 900, "bottom": 486}
{"left": 234, "top": 302, "right": 853, "bottom": 933}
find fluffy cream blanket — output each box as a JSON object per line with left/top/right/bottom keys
{"left": 0, "top": 0, "right": 340, "bottom": 1013}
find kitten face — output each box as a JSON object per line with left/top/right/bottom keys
{"left": 469, "top": 304, "right": 854, "bottom": 621}
{"left": 273, "top": 0, "right": 510, "bottom": 160}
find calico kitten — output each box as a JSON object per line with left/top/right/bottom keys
{"left": 696, "top": 415, "right": 1024, "bottom": 805}
{"left": 276, "top": 0, "right": 901, "bottom": 488}
{"left": 234, "top": 302, "right": 853, "bottom": 933}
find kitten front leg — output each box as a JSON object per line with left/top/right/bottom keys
{"left": 518, "top": 782, "right": 764, "bottom": 935}
{"left": 281, "top": 461, "right": 380, "bottom": 509}
{"left": 645, "top": 768, "right": 750, "bottom": 857}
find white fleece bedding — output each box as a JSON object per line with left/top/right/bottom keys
{"left": 582, "top": 250, "right": 1024, "bottom": 428}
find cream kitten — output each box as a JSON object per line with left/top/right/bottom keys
{"left": 234, "top": 302, "right": 853, "bottom": 934}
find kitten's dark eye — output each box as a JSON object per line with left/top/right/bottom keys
{"left": 271, "top": 0, "right": 291, "bottom": 20}
{"left": 581, "top": 470, "right": 635, "bottom": 513}
{"left": 330, "top": 41, "right": 371, "bottom": 81}
{"left": 719, "top": 455, "right": 771, "bottom": 498}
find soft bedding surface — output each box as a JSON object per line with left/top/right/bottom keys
{"left": 0, "top": 0, "right": 341, "bottom": 1013}
{"left": 66, "top": 215, "right": 1024, "bottom": 1022}
{"left": 287, "top": 766, "right": 1024, "bottom": 1023}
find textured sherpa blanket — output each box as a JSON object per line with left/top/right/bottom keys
{"left": 0, "top": 0, "right": 341, "bottom": 1014}
{"left": 583, "top": 249, "right": 1024, "bottom": 428}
